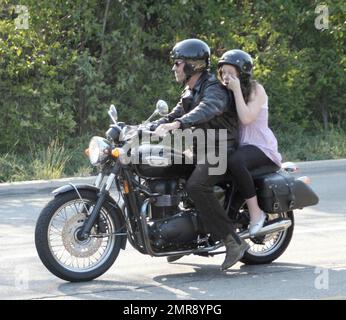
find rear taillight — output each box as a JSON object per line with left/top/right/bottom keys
{"left": 297, "top": 176, "right": 311, "bottom": 185}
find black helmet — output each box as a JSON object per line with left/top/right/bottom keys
{"left": 171, "top": 38, "right": 210, "bottom": 77}
{"left": 217, "top": 49, "right": 253, "bottom": 76}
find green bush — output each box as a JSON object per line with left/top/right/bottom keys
{"left": 0, "top": 0, "right": 345, "bottom": 182}
{"left": 0, "top": 138, "right": 73, "bottom": 182}
{"left": 0, "top": 153, "right": 28, "bottom": 182}
{"left": 277, "top": 126, "right": 346, "bottom": 162}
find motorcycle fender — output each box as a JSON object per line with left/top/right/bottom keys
{"left": 52, "top": 184, "right": 127, "bottom": 250}
{"left": 53, "top": 184, "right": 101, "bottom": 196}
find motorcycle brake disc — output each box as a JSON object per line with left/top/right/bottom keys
{"left": 62, "top": 213, "right": 103, "bottom": 258}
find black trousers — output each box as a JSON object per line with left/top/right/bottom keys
{"left": 227, "top": 145, "right": 277, "bottom": 199}
{"left": 186, "top": 163, "right": 240, "bottom": 243}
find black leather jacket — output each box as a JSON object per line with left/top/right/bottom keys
{"left": 153, "top": 71, "right": 238, "bottom": 148}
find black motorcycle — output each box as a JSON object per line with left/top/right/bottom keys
{"left": 35, "top": 101, "right": 319, "bottom": 282}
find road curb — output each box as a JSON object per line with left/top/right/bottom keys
{"left": 0, "top": 176, "right": 96, "bottom": 197}
{"left": 294, "top": 159, "right": 346, "bottom": 174}
{"left": 0, "top": 159, "right": 345, "bottom": 197}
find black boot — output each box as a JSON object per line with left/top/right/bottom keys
{"left": 221, "top": 234, "right": 249, "bottom": 271}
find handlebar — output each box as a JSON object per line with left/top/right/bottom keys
{"left": 138, "top": 128, "right": 160, "bottom": 137}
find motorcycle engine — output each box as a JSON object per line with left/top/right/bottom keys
{"left": 147, "top": 179, "right": 201, "bottom": 250}
{"left": 149, "top": 210, "right": 200, "bottom": 250}
{"left": 148, "top": 179, "right": 181, "bottom": 219}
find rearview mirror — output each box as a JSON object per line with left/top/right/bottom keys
{"left": 155, "top": 100, "right": 169, "bottom": 116}
{"left": 108, "top": 104, "right": 118, "bottom": 124}
{"left": 143, "top": 99, "right": 169, "bottom": 124}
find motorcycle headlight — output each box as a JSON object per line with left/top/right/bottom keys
{"left": 88, "top": 136, "right": 111, "bottom": 166}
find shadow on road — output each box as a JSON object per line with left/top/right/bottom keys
{"left": 54, "top": 261, "right": 341, "bottom": 300}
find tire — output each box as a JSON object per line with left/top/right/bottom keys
{"left": 240, "top": 211, "right": 294, "bottom": 265}
{"left": 35, "top": 190, "right": 124, "bottom": 282}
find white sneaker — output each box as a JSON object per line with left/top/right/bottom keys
{"left": 249, "top": 212, "right": 266, "bottom": 236}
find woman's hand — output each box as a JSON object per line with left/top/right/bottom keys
{"left": 223, "top": 75, "right": 241, "bottom": 92}
{"left": 154, "top": 121, "right": 180, "bottom": 137}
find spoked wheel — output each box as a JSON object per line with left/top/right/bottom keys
{"left": 240, "top": 211, "right": 294, "bottom": 265}
{"left": 35, "top": 190, "right": 125, "bottom": 282}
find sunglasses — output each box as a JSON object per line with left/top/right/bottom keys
{"left": 173, "top": 60, "right": 184, "bottom": 67}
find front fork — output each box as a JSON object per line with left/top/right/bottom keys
{"left": 94, "top": 172, "right": 104, "bottom": 188}
{"left": 79, "top": 167, "right": 118, "bottom": 240}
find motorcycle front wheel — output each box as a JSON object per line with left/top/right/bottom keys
{"left": 35, "top": 190, "right": 124, "bottom": 282}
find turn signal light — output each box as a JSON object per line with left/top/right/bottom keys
{"left": 123, "top": 180, "right": 129, "bottom": 194}
{"left": 112, "top": 148, "right": 120, "bottom": 158}
{"left": 297, "top": 176, "right": 311, "bottom": 185}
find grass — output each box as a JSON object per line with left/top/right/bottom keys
{"left": 0, "top": 137, "right": 93, "bottom": 183}
{"left": 1, "top": 128, "right": 346, "bottom": 182}
{"left": 30, "top": 139, "right": 71, "bottom": 180}
{"left": 277, "top": 126, "right": 346, "bottom": 162}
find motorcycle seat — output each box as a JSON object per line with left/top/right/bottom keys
{"left": 250, "top": 164, "right": 280, "bottom": 178}
{"left": 223, "top": 164, "right": 280, "bottom": 182}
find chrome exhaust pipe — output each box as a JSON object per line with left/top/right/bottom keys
{"left": 238, "top": 219, "right": 292, "bottom": 239}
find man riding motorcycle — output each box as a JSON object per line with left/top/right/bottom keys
{"left": 34, "top": 39, "right": 319, "bottom": 282}
{"left": 151, "top": 38, "right": 249, "bottom": 270}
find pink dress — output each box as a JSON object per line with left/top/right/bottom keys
{"left": 239, "top": 96, "right": 282, "bottom": 167}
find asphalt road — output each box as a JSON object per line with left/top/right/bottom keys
{"left": 0, "top": 161, "right": 346, "bottom": 300}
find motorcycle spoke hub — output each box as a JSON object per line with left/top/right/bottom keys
{"left": 62, "top": 213, "right": 102, "bottom": 257}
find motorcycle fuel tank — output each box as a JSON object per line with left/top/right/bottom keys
{"left": 132, "top": 144, "right": 195, "bottom": 178}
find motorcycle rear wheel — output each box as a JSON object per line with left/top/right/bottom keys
{"left": 35, "top": 190, "right": 123, "bottom": 282}
{"left": 240, "top": 211, "right": 294, "bottom": 265}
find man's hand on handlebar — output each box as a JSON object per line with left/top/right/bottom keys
{"left": 154, "top": 121, "right": 181, "bottom": 137}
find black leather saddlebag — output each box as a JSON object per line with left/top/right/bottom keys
{"left": 254, "top": 171, "right": 319, "bottom": 213}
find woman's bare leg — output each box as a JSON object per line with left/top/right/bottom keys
{"left": 245, "top": 195, "right": 263, "bottom": 223}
